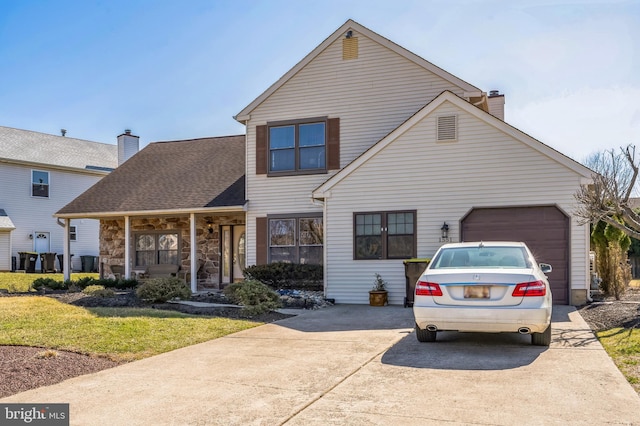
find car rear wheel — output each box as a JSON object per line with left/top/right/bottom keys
{"left": 415, "top": 323, "right": 437, "bottom": 342}
{"left": 531, "top": 324, "right": 551, "bottom": 346}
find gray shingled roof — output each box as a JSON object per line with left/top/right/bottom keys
{"left": 0, "top": 209, "right": 16, "bottom": 230}
{"left": 56, "top": 135, "right": 246, "bottom": 215}
{"left": 0, "top": 126, "right": 117, "bottom": 170}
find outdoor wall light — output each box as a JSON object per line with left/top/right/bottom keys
{"left": 206, "top": 221, "right": 214, "bottom": 234}
{"left": 28, "top": 234, "right": 33, "bottom": 239}
{"left": 440, "top": 222, "right": 449, "bottom": 239}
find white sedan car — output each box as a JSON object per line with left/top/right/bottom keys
{"left": 413, "top": 241, "right": 552, "bottom": 346}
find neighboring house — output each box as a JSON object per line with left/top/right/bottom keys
{"left": 57, "top": 20, "right": 594, "bottom": 305}
{"left": 0, "top": 126, "right": 123, "bottom": 272}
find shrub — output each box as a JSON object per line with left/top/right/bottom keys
{"left": 32, "top": 277, "right": 66, "bottom": 291}
{"left": 82, "top": 285, "right": 116, "bottom": 298}
{"left": 75, "top": 276, "right": 97, "bottom": 289}
{"left": 135, "top": 278, "right": 191, "bottom": 303}
{"left": 243, "top": 263, "right": 323, "bottom": 290}
{"left": 223, "top": 280, "right": 282, "bottom": 315}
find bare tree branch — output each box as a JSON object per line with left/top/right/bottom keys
{"left": 574, "top": 144, "right": 640, "bottom": 239}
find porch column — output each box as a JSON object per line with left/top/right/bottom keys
{"left": 190, "top": 213, "right": 197, "bottom": 293}
{"left": 63, "top": 218, "right": 71, "bottom": 281}
{"left": 124, "top": 216, "right": 131, "bottom": 279}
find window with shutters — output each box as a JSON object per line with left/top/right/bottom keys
{"left": 256, "top": 117, "right": 340, "bottom": 176}
{"left": 437, "top": 115, "right": 457, "bottom": 142}
{"left": 354, "top": 211, "right": 416, "bottom": 260}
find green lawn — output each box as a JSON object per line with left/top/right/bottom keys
{"left": 597, "top": 328, "right": 640, "bottom": 395}
{"left": 0, "top": 272, "right": 99, "bottom": 293}
{"left": 0, "top": 272, "right": 262, "bottom": 361}
{"left": 0, "top": 296, "right": 261, "bottom": 361}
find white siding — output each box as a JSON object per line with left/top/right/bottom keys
{"left": 246, "top": 31, "right": 471, "bottom": 265}
{"left": 0, "top": 162, "right": 104, "bottom": 271}
{"left": 323, "top": 101, "right": 589, "bottom": 304}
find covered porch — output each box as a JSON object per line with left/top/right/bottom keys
{"left": 57, "top": 209, "right": 246, "bottom": 292}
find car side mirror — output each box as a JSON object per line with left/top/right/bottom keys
{"left": 539, "top": 263, "right": 552, "bottom": 273}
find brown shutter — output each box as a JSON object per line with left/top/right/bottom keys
{"left": 327, "top": 118, "right": 340, "bottom": 170}
{"left": 256, "top": 125, "right": 267, "bottom": 175}
{"left": 256, "top": 217, "right": 268, "bottom": 265}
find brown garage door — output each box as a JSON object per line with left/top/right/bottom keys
{"left": 461, "top": 206, "right": 569, "bottom": 304}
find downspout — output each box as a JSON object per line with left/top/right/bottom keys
{"left": 124, "top": 216, "right": 131, "bottom": 279}
{"left": 311, "top": 195, "right": 328, "bottom": 299}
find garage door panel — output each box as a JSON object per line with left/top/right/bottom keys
{"left": 462, "top": 206, "right": 569, "bottom": 304}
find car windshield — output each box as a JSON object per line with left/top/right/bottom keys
{"left": 430, "top": 246, "right": 532, "bottom": 269}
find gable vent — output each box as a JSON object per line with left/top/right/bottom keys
{"left": 437, "top": 115, "right": 457, "bottom": 141}
{"left": 342, "top": 37, "right": 358, "bottom": 60}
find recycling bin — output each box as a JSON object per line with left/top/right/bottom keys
{"left": 19, "top": 252, "right": 38, "bottom": 273}
{"left": 81, "top": 255, "right": 95, "bottom": 273}
{"left": 39, "top": 252, "right": 57, "bottom": 273}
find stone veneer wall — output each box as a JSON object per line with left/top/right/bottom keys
{"left": 100, "top": 213, "right": 244, "bottom": 291}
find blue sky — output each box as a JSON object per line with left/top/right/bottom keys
{"left": 1, "top": 0, "right": 638, "bottom": 162}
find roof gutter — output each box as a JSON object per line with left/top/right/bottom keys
{"left": 54, "top": 204, "right": 247, "bottom": 220}
{"left": 0, "top": 158, "right": 112, "bottom": 177}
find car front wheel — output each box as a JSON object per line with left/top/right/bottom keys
{"left": 531, "top": 324, "right": 551, "bottom": 346}
{"left": 415, "top": 323, "right": 437, "bottom": 342}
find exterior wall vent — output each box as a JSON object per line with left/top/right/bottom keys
{"left": 437, "top": 115, "right": 457, "bottom": 141}
{"left": 342, "top": 36, "right": 358, "bottom": 60}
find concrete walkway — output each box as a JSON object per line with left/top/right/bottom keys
{"left": 2, "top": 305, "right": 640, "bottom": 425}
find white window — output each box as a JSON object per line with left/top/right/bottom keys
{"left": 32, "top": 170, "right": 49, "bottom": 197}
{"left": 69, "top": 226, "right": 77, "bottom": 241}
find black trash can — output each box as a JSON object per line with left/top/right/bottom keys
{"left": 18, "top": 252, "right": 27, "bottom": 270}
{"left": 39, "top": 252, "right": 57, "bottom": 273}
{"left": 81, "top": 255, "right": 95, "bottom": 273}
{"left": 11, "top": 256, "right": 16, "bottom": 272}
{"left": 403, "top": 258, "right": 430, "bottom": 308}
{"left": 23, "top": 252, "right": 38, "bottom": 273}
{"left": 57, "top": 254, "right": 74, "bottom": 272}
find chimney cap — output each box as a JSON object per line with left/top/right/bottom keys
{"left": 489, "top": 90, "right": 501, "bottom": 97}
{"left": 125, "top": 129, "right": 131, "bottom": 135}
{"left": 60, "top": 129, "right": 67, "bottom": 137}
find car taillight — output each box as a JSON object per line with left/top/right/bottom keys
{"left": 512, "top": 281, "right": 546, "bottom": 297}
{"left": 415, "top": 280, "right": 443, "bottom": 296}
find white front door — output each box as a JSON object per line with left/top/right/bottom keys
{"left": 33, "top": 231, "right": 50, "bottom": 271}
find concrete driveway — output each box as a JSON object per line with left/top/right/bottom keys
{"left": 2, "top": 305, "right": 640, "bottom": 425}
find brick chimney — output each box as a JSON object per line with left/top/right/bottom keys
{"left": 117, "top": 129, "right": 139, "bottom": 166}
{"left": 487, "top": 90, "right": 505, "bottom": 121}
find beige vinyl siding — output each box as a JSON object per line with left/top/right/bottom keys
{"left": 0, "top": 162, "right": 105, "bottom": 270}
{"left": 245, "top": 32, "right": 471, "bottom": 266}
{"left": 0, "top": 232, "right": 11, "bottom": 270}
{"left": 323, "top": 102, "right": 589, "bottom": 304}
